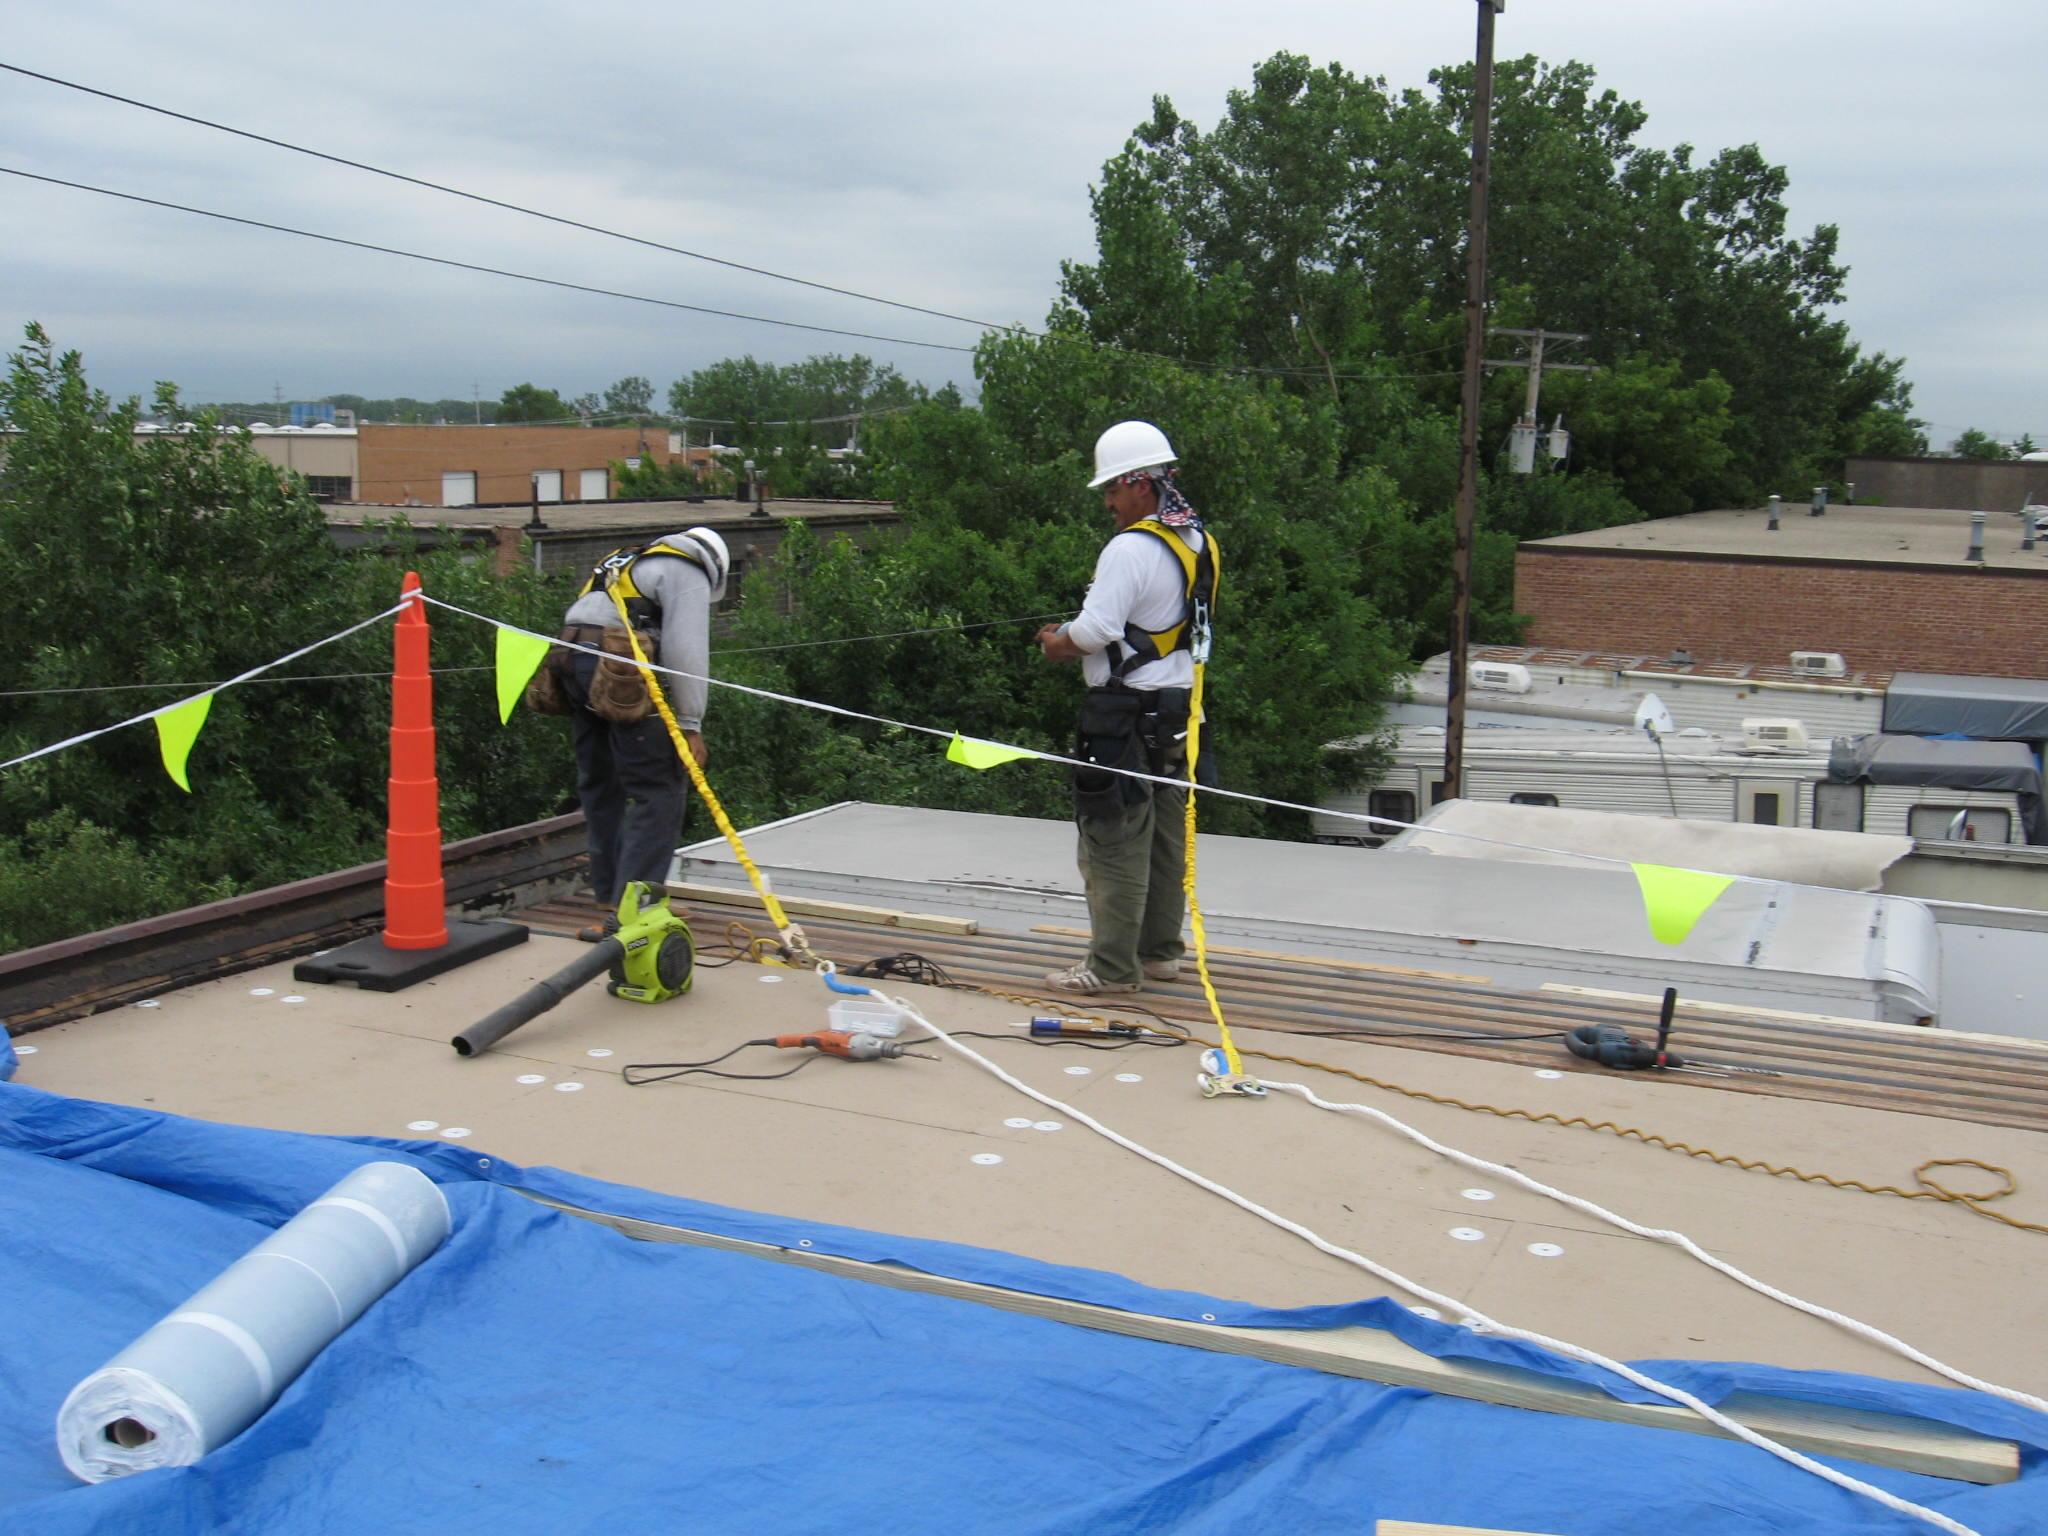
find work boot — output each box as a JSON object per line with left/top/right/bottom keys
{"left": 1043, "top": 961, "right": 1141, "bottom": 996}
{"left": 1141, "top": 957, "right": 1181, "bottom": 982}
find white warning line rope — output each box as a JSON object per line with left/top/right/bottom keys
{"left": 0, "top": 600, "right": 409, "bottom": 773}
{"left": 421, "top": 594, "right": 1777, "bottom": 887}
{"left": 1260, "top": 1078, "right": 2048, "bottom": 1416}
{"left": 872, "top": 988, "right": 1983, "bottom": 1536}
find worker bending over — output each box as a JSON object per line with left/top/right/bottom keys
{"left": 1036, "top": 421, "right": 1219, "bottom": 996}
{"left": 533, "top": 526, "right": 731, "bottom": 907}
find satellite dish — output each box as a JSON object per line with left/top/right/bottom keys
{"left": 1634, "top": 692, "right": 1677, "bottom": 739}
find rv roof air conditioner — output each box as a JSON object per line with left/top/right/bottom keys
{"left": 1789, "top": 651, "right": 1848, "bottom": 677}
{"left": 1470, "top": 661, "right": 1533, "bottom": 694}
{"left": 1741, "top": 718, "right": 1810, "bottom": 752}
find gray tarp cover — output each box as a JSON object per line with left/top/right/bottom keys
{"left": 1829, "top": 732, "right": 2046, "bottom": 842}
{"left": 1883, "top": 672, "right": 2048, "bottom": 741}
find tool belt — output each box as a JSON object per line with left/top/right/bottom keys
{"left": 526, "top": 623, "right": 661, "bottom": 723}
{"left": 1072, "top": 685, "right": 1195, "bottom": 822}
{"left": 521, "top": 626, "right": 584, "bottom": 717}
{"left": 588, "top": 624, "right": 662, "bottom": 723}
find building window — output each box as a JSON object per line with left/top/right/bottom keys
{"left": 578, "top": 468, "right": 609, "bottom": 501}
{"left": 1509, "top": 792, "right": 1559, "bottom": 807}
{"left": 302, "top": 475, "right": 352, "bottom": 501}
{"left": 1750, "top": 791, "right": 1782, "bottom": 826}
{"left": 1908, "top": 806, "right": 2012, "bottom": 844}
{"left": 1368, "top": 790, "right": 1416, "bottom": 833}
{"left": 441, "top": 471, "right": 477, "bottom": 508}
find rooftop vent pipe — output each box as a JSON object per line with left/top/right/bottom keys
{"left": 1966, "top": 511, "right": 1986, "bottom": 563}
{"left": 1766, "top": 494, "right": 1780, "bottom": 531}
{"left": 1809, "top": 485, "right": 1828, "bottom": 517}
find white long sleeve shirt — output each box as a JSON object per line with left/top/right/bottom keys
{"left": 1064, "top": 525, "right": 1204, "bottom": 691}
{"left": 563, "top": 538, "right": 714, "bottom": 729}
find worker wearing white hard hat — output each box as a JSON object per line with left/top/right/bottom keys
{"left": 1037, "top": 421, "right": 1221, "bottom": 995}
{"left": 539, "top": 525, "right": 732, "bottom": 911}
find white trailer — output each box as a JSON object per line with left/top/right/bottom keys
{"left": 1404, "top": 646, "right": 1888, "bottom": 737}
{"left": 1315, "top": 725, "right": 2039, "bottom": 849}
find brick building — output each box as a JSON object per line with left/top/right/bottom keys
{"left": 232, "top": 423, "right": 701, "bottom": 505}
{"left": 1516, "top": 504, "right": 2048, "bottom": 680}
{"left": 353, "top": 423, "right": 683, "bottom": 506}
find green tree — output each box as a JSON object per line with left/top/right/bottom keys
{"left": 1951, "top": 429, "right": 2013, "bottom": 460}
{"left": 1060, "top": 51, "right": 1912, "bottom": 509}
{"left": 0, "top": 327, "right": 572, "bottom": 949}
{"left": 602, "top": 375, "right": 656, "bottom": 418}
{"left": 496, "top": 383, "right": 574, "bottom": 423}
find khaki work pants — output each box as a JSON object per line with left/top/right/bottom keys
{"left": 1077, "top": 749, "right": 1189, "bottom": 985}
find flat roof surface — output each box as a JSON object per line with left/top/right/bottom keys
{"left": 327, "top": 498, "right": 896, "bottom": 531}
{"left": 1528, "top": 504, "right": 2048, "bottom": 571}
{"left": 18, "top": 931, "right": 2048, "bottom": 1394}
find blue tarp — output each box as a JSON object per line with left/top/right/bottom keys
{"left": 2, "top": 1080, "right": 2044, "bottom": 1535}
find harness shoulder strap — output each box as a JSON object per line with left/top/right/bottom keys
{"left": 578, "top": 538, "right": 709, "bottom": 605}
{"left": 1107, "top": 520, "right": 1218, "bottom": 679}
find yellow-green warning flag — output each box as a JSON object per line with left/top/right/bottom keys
{"left": 946, "top": 731, "right": 1035, "bottom": 770}
{"left": 495, "top": 627, "right": 555, "bottom": 724}
{"left": 1631, "top": 862, "right": 1735, "bottom": 946}
{"left": 154, "top": 692, "right": 215, "bottom": 792}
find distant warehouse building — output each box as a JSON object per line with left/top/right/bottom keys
{"left": 224, "top": 423, "right": 695, "bottom": 505}
{"left": 1516, "top": 502, "right": 2048, "bottom": 680}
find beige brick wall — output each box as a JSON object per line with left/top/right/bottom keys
{"left": 1516, "top": 547, "right": 2047, "bottom": 678}
{"left": 356, "top": 425, "right": 678, "bottom": 506}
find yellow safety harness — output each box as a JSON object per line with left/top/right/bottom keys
{"left": 580, "top": 538, "right": 713, "bottom": 629}
{"left": 1106, "top": 519, "right": 1221, "bottom": 680}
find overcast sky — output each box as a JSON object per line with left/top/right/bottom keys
{"left": 2, "top": 2, "right": 2041, "bottom": 445}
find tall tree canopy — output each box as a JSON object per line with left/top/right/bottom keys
{"left": 1058, "top": 52, "right": 1920, "bottom": 506}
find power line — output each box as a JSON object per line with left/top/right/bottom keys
{"left": 0, "top": 59, "right": 1018, "bottom": 337}
{"left": 7, "top": 163, "right": 1474, "bottom": 390}
{"left": 0, "top": 165, "right": 980, "bottom": 355}
{"left": 0, "top": 60, "right": 1475, "bottom": 387}
{"left": 0, "top": 612, "right": 1076, "bottom": 697}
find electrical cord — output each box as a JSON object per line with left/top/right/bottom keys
{"left": 622, "top": 1039, "right": 825, "bottom": 1086}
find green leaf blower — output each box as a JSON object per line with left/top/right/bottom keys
{"left": 452, "top": 882, "right": 693, "bottom": 1057}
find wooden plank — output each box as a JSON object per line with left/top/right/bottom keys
{"left": 1031, "top": 924, "right": 1491, "bottom": 985}
{"left": 662, "top": 881, "right": 978, "bottom": 936}
{"left": 519, "top": 1191, "right": 2019, "bottom": 1486}
{"left": 1541, "top": 983, "right": 2048, "bottom": 1057}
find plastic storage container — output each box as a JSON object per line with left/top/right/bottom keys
{"left": 826, "top": 996, "right": 904, "bottom": 1039}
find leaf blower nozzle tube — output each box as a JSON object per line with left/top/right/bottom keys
{"left": 453, "top": 939, "right": 624, "bottom": 1056}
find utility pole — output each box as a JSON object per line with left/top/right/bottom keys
{"left": 1486, "top": 327, "right": 1593, "bottom": 470}
{"left": 1445, "top": 0, "right": 1503, "bottom": 806}
{"left": 473, "top": 381, "right": 481, "bottom": 425}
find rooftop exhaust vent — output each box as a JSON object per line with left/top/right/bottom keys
{"left": 1470, "top": 661, "right": 1533, "bottom": 694}
{"left": 1789, "top": 651, "right": 1847, "bottom": 677}
{"left": 1741, "top": 718, "right": 1810, "bottom": 752}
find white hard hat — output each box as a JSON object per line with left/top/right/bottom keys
{"left": 1088, "top": 420, "right": 1176, "bottom": 488}
{"left": 681, "top": 526, "right": 731, "bottom": 597}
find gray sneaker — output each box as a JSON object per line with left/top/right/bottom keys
{"left": 1141, "top": 957, "right": 1182, "bottom": 981}
{"left": 1043, "top": 961, "right": 1142, "bottom": 995}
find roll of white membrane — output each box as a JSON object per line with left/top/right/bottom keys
{"left": 57, "top": 1160, "right": 451, "bottom": 1482}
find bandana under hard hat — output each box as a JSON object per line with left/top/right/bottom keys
{"left": 1116, "top": 466, "right": 1202, "bottom": 529}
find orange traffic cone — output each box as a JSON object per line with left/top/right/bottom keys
{"left": 296, "top": 573, "right": 528, "bottom": 992}
{"left": 383, "top": 572, "right": 448, "bottom": 949}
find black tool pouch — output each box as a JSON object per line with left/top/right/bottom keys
{"left": 1072, "top": 688, "right": 1149, "bottom": 822}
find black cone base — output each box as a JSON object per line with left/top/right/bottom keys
{"left": 295, "top": 918, "right": 529, "bottom": 992}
